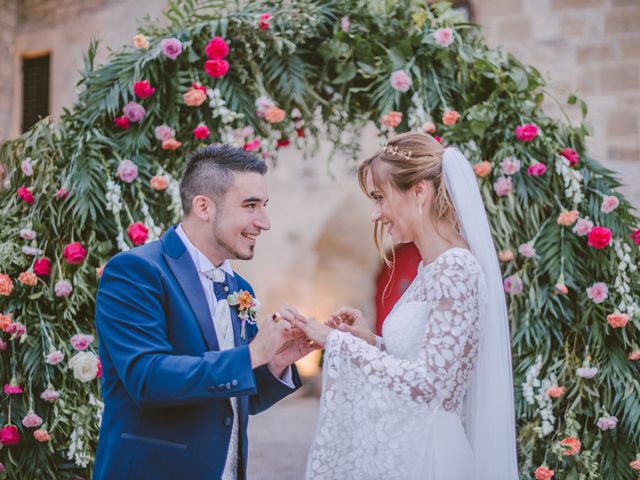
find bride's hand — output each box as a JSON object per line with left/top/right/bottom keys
{"left": 289, "top": 315, "right": 332, "bottom": 348}
{"left": 327, "top": 307, "right": 375, "bottom": 332}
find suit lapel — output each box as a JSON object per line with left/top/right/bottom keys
{"left": 225, "top": 272, "right": 245, "bottom": 347}
{"left": 161, "top": 227, "right": 220, "bottom": 351}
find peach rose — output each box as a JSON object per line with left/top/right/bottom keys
{"left": 534, "top": 466, "right": 555, "bottom": 480}
{"left": 421, "top": 121, "right": 436, "bottom": 134}
{"left": 559, "top": 437, "right": 581, "bottom": 456}
{"left": 18, "top": 271, "right": 38, "bottom": 286}
{"left": 628, "top": 351, "right": 640, "bottom": 361}
{"left": 630, "top": 460, "right": 640, "bottom": 471}
{"left": 473, "top": 161, "right": 491, "bottom": 178}
{"left": 442, "top": 110, "right": 460, "bottom": 126}
{"left": 264, "top": 107, "right": 286, "bottom": 124}
{"left": 133, "top": 34, "right": 149, "bottom": 50}
{"left": 161, "top": 138, "right": 182, "bottom": 150}
{"left": 33, "top": 429, "right": 51, "bottom": 442}
{"left": 0, "top": 274, "right": 13, "bottom": 296}
{"left": 183, "top": 88, "right": 207, "bottom": 107}
{"left": 0, "top": 313, "right": 11, "bottom": 332}
{"left": 557, "top": 210, "right": 579, "bottom": 226}
{"left": 607, "top": 313, "right": 629, "bottom": 328}
{"left": 554, "top": 283, "right": 569, "bottom": 295}
{"left": 150, "top": 176, "right": 169, "bottom": 191}
{"left": 546, "top": 386, "right": 565, "bottom": 398}
{"left": 499, "top": 250, "right": 514, "bottom": 262}
{"left": 381, "top": 111, "right": 403, "bottom": 128}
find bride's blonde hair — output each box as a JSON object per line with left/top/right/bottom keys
{"left": 357, "top": 131, "right": 459, "bottom": 264}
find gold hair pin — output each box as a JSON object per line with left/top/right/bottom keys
{"left": 382, "top": 143, "right": 413, "bottom": 160}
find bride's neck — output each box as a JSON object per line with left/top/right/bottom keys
{"left": 413, "top": 219, "right": 468, "bottom": 266}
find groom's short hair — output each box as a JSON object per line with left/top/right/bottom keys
{"left": 180, "top": 144, "right": 268, "bottom": 215}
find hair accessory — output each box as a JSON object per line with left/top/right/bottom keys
{"left": 382, "top": 143, "right": 413, "bottom": 160}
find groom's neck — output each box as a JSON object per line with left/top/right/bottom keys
{"left": 180, "top": 220, "right": 227, "bottom": 267}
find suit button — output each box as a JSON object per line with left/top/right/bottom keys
{"left": 208, "top": 386, "right": 217, "bottom": 392}
{"left": 226, "top": 382, "right": 231, "bottom": 390}
{"left": 224, "top": 417, "right": 233, "bottom": 426}
{"left": 231, "top": 379, "right": 238, "bottom": 387}
{"left": 217, "top": 384, "right": 225, "bottom": 391}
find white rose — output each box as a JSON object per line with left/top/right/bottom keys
{"left": 68, "top": 351, "right": 99, "bottom": 383}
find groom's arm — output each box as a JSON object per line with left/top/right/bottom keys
{"left": 249, "top": 363, "right": 302, "bottom": 415}
{"left": 96, "top": 252, "right": 257, "bottom": 408}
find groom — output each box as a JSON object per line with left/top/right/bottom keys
{"left": 93, "top": 145, "right": 310, "bottom": 480}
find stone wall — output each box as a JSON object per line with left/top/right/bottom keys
{"left": 473, "top": 0, "right": 640, "bottom": 208}
{"left": 0, "top": 0, "right": 18, "bottom": 141}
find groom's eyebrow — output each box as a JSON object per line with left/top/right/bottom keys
{"left": 243, "top": 196, "right": 269, "bottom": 205}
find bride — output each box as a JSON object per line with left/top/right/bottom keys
{"left": 289, "top": 132, "right": 519, "bottom": 479}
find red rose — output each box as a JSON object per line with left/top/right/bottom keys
{"left": 192, "top": 82, "right": 207, "bottom": 94}
{"left": 258, "top": 12, "right": 272, "bottom": 30}
{"left": 114, "top": 116, "right": 130, "bottom": 129}
{"left": 433, "top": 135, "right": 443, "bottom": 144}
{"left": 560, "top": 147, "right": 579, "bottom": 167}
{"left": 204, "top": 36, "right": 229, "bottom": 59}
{"left": 204, "top": 59, "right": 230, "bottom": 78}
{"left": 17, "top": 186, "right": 34, "bottom": 205}
{"left": 515, "top": 123, "right": 539, "bottom": 142}
{"left": 0, "top": 425, "right": 20, "bottom": 446}
{"left": 133, "top": 80, "right": 155, "bottom": 99}
{"left": 63, "top": 242, "right": 87, "bottom": 264}
{"left": 296, "top": 129, "right": 305, "bottom": 138}
{"left": 277, "top": 138, "right": 291, "bottom": 148}
{"left": 193, "top": 124, "right": 210, "bottom": 139}
{"left": 630, "top": 228, "right": 640, "bottom": 245}
{"left": 127, "top": 222, "right": 149, "bottom": 246}
{"left": 587, "top": 226, "right": 612, "bottom": 249}
{"left": 33, "top": 257, "right": 51, "bottom": 276}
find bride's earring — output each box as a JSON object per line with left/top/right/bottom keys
{"left": 417, "top": 201, "right": 423, "bottom": 217}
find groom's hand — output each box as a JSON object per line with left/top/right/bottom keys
{"left": 248, "top": 314, "right": 292, "bottom": 369}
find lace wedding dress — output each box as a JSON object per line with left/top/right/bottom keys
{"left": 306, "top": 247, "right": 485, "bottom": 479}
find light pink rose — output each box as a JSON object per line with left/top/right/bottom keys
{"left": 518, "top": 242, "right": 536, "bottom": 258}
{"left": 45, "top": 350, "right": 65, "bottom": 365}
{"left": 21, "top": 158, "right": 33, "bottom": 176}
{"left": 573, "top": 217, "right": 594, "bottom": 236}
{"left": 493, "top": 176, "right": 512, "bottom": 196}
{"left": 40, "top": 388, "right": 60, "bottom": 402}
{"left": 21, "top": 412, "right": 43, "bottom": 428}
{"left": 22, "top": 246, "right": 42, "bottom": 256}
{"left": 500, "top": 157, "right": 521, "bottom": 175}
{"left": 233, "top": 126, "right": 254, "bottom": 140}
{"left": 389, "top": 70, "right": 412, "bottom": 93}
{"left": 600, "top": 195, "right": 619, "bottom": 214}
{"left": 154, "top": 125, "right": 175, "bottom": 141}
{"left": 546, "top": 386, "right": 565, "bottom": 398}
{"left": 70, "top": 333, "right": 94, "bottom": 351}
{"left": 160, "top": 37, "right": 183, "bottom": 60}
{"left": 504, "top": 275, "right": 523, "bottom": 295}
{"left": 586, "top": 282, "right": 608, "bottom": 304}
{"left": 255, "top": 97, "right": 275, "bottom": 118}
{"left": 117, "top": 159, "right": 139, "bottom": 183}
{"left": 341, "top": 16, "right": 350, "bottom": 32}
{"left": 19, "top": 228, "right": 36, "bottom": 240}
{"left": 54, "top": 279, "right": 73, "bottom": 297}
{"left": 433, "top": 27, "right": 454, "bottom": 47}
{"left": 123, "top": 102, "right": 146, "bottom": 123}
{"left": 596, "top": 416, "right": 618, "bottom": 430}
{"left": 576, "top": 367, "right": 598, "bottom": 378}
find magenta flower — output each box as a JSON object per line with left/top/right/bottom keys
{"left": 527, "top": 162, "right": 547, "bottom": 177}
{"left": 503, "top": 275, "right": 523, "bottom": 295}
{"left": 160, "top": 37, "right": 183, "bottom": 60}
{"left": 40, "top": 388, "right": 61, "bottom": 402}
{"left": 515, "top": 123, "right": 539, "bottom": 142}
{"left": 70, "top": 333, "right": 94, "bottom": 351}
{"left": 45, "top": 350, "right": 65, "bottom": 365}
{"left": 21, "top": 412, "right": 43, "bottom": 428}
{"left": 3, "top": 384, "right": 23, "bottom": 395}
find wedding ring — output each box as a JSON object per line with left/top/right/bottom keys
{"left": 272, "top": 312, "right": 282, "bottom": 322}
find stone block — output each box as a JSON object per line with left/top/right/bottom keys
{"left": 498, "top": 17, "right": 532, "bottom": 41}
{"left": 620, "top": 37, "right": 640, "bottom": 58}
{"left": 577, "top": 44, "right": 615, "bottom": 63}
{"left": 607, "top": 109, "right": 639, "bottom": 136}
{"left": 604, "top": 9, "right": 640, "bottom": 34}
{"left": 607, "top": 145, "right": 640, "bottom": 162}
{"left": 474, "top": 0, "right": 523, "bottom": 16}
{"left": 552, "top": 0, "right": 604, "bottom": 8}
{"left": 561, "top": 16, "right": 587, "bottom": 38}
{"left": 600, "top": 64, "right": 639, "bottom": 91}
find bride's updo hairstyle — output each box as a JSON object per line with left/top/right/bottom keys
{"left": 357, "top": 131, "right": 459, "bottom": 261}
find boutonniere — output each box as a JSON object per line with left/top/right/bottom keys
{"left": 227, "top": 290, "right": 260, "bottom": 340}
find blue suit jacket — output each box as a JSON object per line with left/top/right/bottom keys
{"left": 93, "top": 226, "right": 301, "bottom": 480}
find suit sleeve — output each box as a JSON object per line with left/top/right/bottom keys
{"left": 96, "top": 252, "right": 257, "bottom": 408}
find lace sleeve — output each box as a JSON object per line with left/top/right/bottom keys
{"left": 324, "top": 251, "right": 482, "bottom": 410}
{"left": 374, "top": 335, "right": 386, "bottom": 351}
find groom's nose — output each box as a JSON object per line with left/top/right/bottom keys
{"left": 255, "top": 210, "right": 271, "bottom": 231}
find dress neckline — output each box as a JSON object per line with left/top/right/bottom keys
{"left": 418, "top": 246, "right": 472, "bottom": 273}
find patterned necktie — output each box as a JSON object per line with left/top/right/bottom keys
{"left": 205, "top": 268, "right": 233, "bottom": 349}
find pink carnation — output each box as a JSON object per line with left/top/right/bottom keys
{"left": 586, "top": 282, "right": 608, "bottom": 304}
{"left": 527, "top": 162, "right": 547, "bottom": 176}
{"left": 55, "top": 187, "right": 69, "bottom": 199}
{"left": 600, "top": 195, "right": 619, "bottom": 214}
{"left": 160, "top": 37, "right": 183, "bottom": 60}
{"left": 258, "top": 12, "right": 272, "bottom": 30}
{"left": 504, "top": 275, "right": 523, "bottom": 295}
{"left": 21, "top": 412, "right": 43, "bottom": 428}
{"left": 433, "top": 27, "right": 454, "bottom": 47}
{"left": 70, "top": 333, "right": 94, "bottom": 351}
{"left": 596, "top": 416, "right": 618, "bottom": 430}
{"left": 546, "top": 386, "right": 565, "bottom": 398}
{"left": 518, "top": 242, "right": 536, "bottom": 258}
{"left": 389, "top": 70, "right": 412, "bottom": 93}
{"left": 45, "top": 350, "right": 65, "bottom": 365}
{"left": 534, "top": 466, "right": 555, "bottom": 480}
{"left": 54, "top": 279, "right": 73, "bottom": 297}
{"left": 123, "top": 101, "right": 146, "bottom": 123}
{"left": 6, "top": 322, "right": 25, "bottom": 339}
{"left": 21, "top": 158, "right": 33, "bottom": 176}
{"left": 4, "top": 384, "right": 22, "bottom": 395}
{"left": 500, "top": 157, "right": 521, "bottom": 175}
{"left": 193, "top": 124, "right": 210, "bottom": 139}
{"left": 255, "top": 97, "right": 275, "bottom": 118}
{"left": 576, "top": 367, "right": 598, "bottom": 378}
{"left": 204, "top": 58, "right": 229, "bottom": 78}
{"left": 493, "top": 176, "right": 512, "bottom": 196}
{"left": 117, "top": 159, "right": 139, "bottom": 183}
{"left": 154, "top": 125, "right": 175, "bottom": 141}
{"left": 40, "top": 388, "right": 60, "bottom": 402}
{"left": 17, "top": 185, "right": 35, "bottom": 205}
{"left": 631, "top": 228, "right": 640, "bottom": 245}
{"left": 243, "top": 139, "right": 261, "bottom": 152}
{"left": 205, "top": 36, "right": 229, "bottom": 59}
{"left": 631, "top": 460, "right": 640, "bottom": 471}
{"left": 573, "top": 217, "right": 594, "bottom": 236}
{"left": 341, "top": 16, "right": 350, "bottom": 33}
{"left": 515, "top": 123, "right": 539, "bottom": 142}
{"left": 560, "top": 147, "right": 579, "bottom": 167}
{"left": 19, "top": 228, "right": 36, "bottom": 240}
{"left": 587, "top": 226, "right": 611, "bottom": 249}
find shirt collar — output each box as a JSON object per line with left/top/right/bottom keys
{"left": 175, "top": 224, "right": 234, "bottom": 278}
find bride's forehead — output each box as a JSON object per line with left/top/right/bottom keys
{"left": 367, "top": 159, "right": 393, "bottom": 191}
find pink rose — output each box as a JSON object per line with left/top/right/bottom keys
{"left": 518, "top": 242, "right": 536, "bottom": 258}
{"left": 630, "top": 460, "right": 640, "bottom": 471}
{"left": 631, "top": 228, "right": 640, "bottom": 245}
{"left": 498, "top": 250, "right": 514, "bottom": 262}
{"left": 55, "top": 187, "right": 69, "bottom": 199}
{"left": 587, "top": 226, "right": 611, "bottom": 249}
{"left": 40, "top": 388, "right": 60, "bottom": 402}
{"left": 527, "top": 162, "right": 547, "bottom": 176}
{"left": 493, "top": 176, "right": 512, "bottom": 196}
{"left": 150, "top": 176, "right": 169, "bottom": 191}
{"left": 596, "top": 416, "right": 618, "bottom": 430}
{"left": 162, "top": 138, "right": 182, "bottom": 150}
{"left": 46, "top": 350, "right": 65, "bottom": 365}
{"left": 545, "top": 386, "right": 565, "bottom": 398}
{"left": 534, "top": 466, "right": 555, "bottom": 480}
{"left": 258, "top": 12, "right": 272, "bottom": 30}
{"left": 204, "top": 58, "right": 230, "bottom": 78}
{"left": 576, "top": 367, "right": 598, "bottom": 378}
{"left": 33, "top": 429, "right": 51, "bottom": 442}
{"left": 4, "top": 384, "right": 22, "bottom": 395}
{"left": 433, "top": 27, "right": 454, "bottom": 46}
{"left": 17, "top": 185, "right": 35, "bottom": 205}
{"left": 63, "top": 242, "right": 87, "bottom": 264}
{"left": 33, "top": 257, "right": 51, "bottom": 276}
{"left": 183, "top": 85, "right": 208, "bottom": 107}
{"left": 127, "top": 222, "right": 149, "bottom": 246}
{"left": 629, "top": 351, "right": 640, "bottom": 361}
{"left": 255, "top": 97, "right": 275, "bottom": 118}
{"left": 19, "top": 228, "right": 36, "bottom": 240}
{"left": 0, "top": 425, "right": 20, "bottom": 446}
{"left": 114, "top": 116, "right": 130, "bottom": 129}
{"left": 560, "top": 147, "right": 579, "bottom": 167}
{"left": 607, "top": 313, "right": 629, "bottom": 328}
{"left": 160, "top": 37, "right": 183, "bottom": 60}
{"left": 21, "top": 412, "right": 43, "bottom": 428}
{"left": 503, "top": 275, "right": 523, "bottom": 295}
{"left": 117, "top": 159, "right": 139, "bottom": 183}
{"left": 133, "top": 80, "right": 155, "bottom": 99}
{"left": 21, "top": 158, "right": 33, "bottom": 176}
{"left": 154, "top": 125, "right": 175, "bottom": 141}
{"left": 515, "top": 123, "right": 539, "bottom": 141}
{"left": 70, "top": 333, "right": 94, "bottom": 351}
{"left": 205, "top": 36, "right": 229, "bottom": 59}
{"left": 442, "top": 110, "right": 460, "bottom": 126}
{"left": 122, "top": 102, "right": 146, "bottom": 123}
{"left": 573, "top": 217, "right": 593, "bottom": 236}
{"left": 243, "top": 139, "right": 261, "bottom": 152}
{"left": 500, "top": 157, "right": 521, "bottom": 175}
{"left": 389, "top": 70, "right": 412, "bottom": 93}
{"left": 54, "top": 279, "right": 73, "bottom": 297}
{"left": 381, "top": 111, "right": 403, "bottom": 128}
{"left": 586, "top": 282, "right": 608, "bottom": 304}
{"left": 341, "top": 16, "right": 350, "bottom": 32}
{"left": 193, "top": 124, "right": 210, "bottom": 139}
{"left": 600, "top": 195, "right": 619, "bottom": 213}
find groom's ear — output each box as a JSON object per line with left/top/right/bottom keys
{"left": 191, "top": 194, "right": 216, "bottom": 222}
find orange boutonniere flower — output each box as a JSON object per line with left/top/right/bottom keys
{"left": 227, "top": 290, "right": 260, "bottom": 339}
